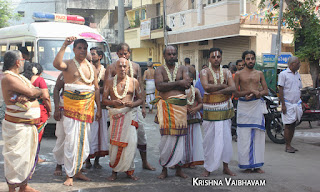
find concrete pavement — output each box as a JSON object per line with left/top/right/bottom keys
{"left": 1, "top": 113, "right": 320, "bottom": 192}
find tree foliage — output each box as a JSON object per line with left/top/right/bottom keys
{"left": 0, "top": 0, "right": 20, "bottom": 28}
{"left": 259, "top": 0, "right": 320, "bottom": 87}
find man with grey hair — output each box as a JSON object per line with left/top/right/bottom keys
{"left": 143, "top": 61, "right": 156, "bottom": 114}
{"left": 278, "top": 56, "right": 303, "bottom": 153}
{"left": 1, "top": 50, "right": 42, "bottom": 192}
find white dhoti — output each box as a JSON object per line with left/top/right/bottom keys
{"left": 159, "top": 135, "right": 186, "bottom": 167}
{"left": 88, "top": 108, "right": 109, "bottom": 158}
{"left": 183, "top": 112, "right": 204, "bottom": 166}
{"left": 108, "top": 107, "right": 137, "bottom": 174}
{"left": 132, "top": 107, "right": 147, "bottom": 152}
{"left": 281, "top": 100, "right": 303, "bottom": 125}
{"left": 63, "top": 84, "right": 95, "bottom": 177}
{"left": 146, "top": 79, "right": 155, "bottom": 110}
{"left": 53, "top": 115, "right": 65, "bottom": 165}
{"left": 237, "top": 98, "right": 267, "bottom": 169}
{"left": 203, "top": 120, "right": 233, "bottom": 172}
{"left": 63, "top": 117, "right": 90, "bottom": 177}
{"left": 2, "top": 105, "right": 40, "bottom": 187}
{"left": 155, "top": 94, "right": 188, "bottom": 167}
{"left": 53, "top": 97, "right": 65, "bottom": 165}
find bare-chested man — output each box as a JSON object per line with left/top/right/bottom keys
{"left": 200, "top": 48, "right": 236, "bottom": 177}
{"left": 102, "top": 58, "right": 142, "bottom": 181}
{"left": 53, "top": 36, "right": 101, "bottom": 186}
{"left": 154, "top": 45, "right": 190, "bottom": 179}
{"left": 1, "top": 50, "right": 42, "bottom": 192}
{"left": 234, "top": 50, "right": 268, "bottom": 173}
{"left": 105, "top": 43, "right": 155, "bottom": 171}
{"left": 54, "top": 52, "right": 92, "bottom": 176}
{"left": 86, "top": 47, "right": 109, "bottom": 169}
{"left": 143, "top": 61, "right": 156, "bottom": 114}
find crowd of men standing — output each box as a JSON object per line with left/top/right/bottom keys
{"left": 1, "top": 36, "right": 303, "bottom": 192}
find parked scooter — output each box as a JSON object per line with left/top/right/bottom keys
{"left": 232, "top": 88, "right": 285, "bottom": 144}
{"left": 297, "top": 87, "right": 320, "bottom": 128}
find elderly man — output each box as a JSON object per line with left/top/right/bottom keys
{"left": 105, "top": 43, "right": 155, "bottom": 171}
{"left": 153, "top": 45, "right": 191, "bottom": 179}
{"left": 53, "top": 37, "right": 101, "bottom": 186}
{"left": 1, "top": 50, "right": 42, "bottom": 192}
{"left": 278, "top": 56, "right": 303, "bottom": 153}
{"left": 143, "top": 61, "right": 156, "bottom": 114}
{"left": 200, "top": 48, "right": 236, "bottom": 177}
{"left": 234, "top": 50, "right": 268, "bottom": 173}
{"left": 102, "top": 57, "right": 142, "bottom": 181}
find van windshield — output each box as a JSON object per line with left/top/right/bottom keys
{"left": 38, "top": 39, "right": 111, "bottom": 71}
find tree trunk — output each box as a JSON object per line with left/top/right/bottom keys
{"left": 309, "top": 58, "right": 320, "bottom": 110}
{"left": 309, "top": 59, "right": 320, "bottom": 88}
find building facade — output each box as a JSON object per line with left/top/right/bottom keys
{"left": 124, "top": 0, "right": 165, "bottom": 64}
{"left": 166, "top": 0, "right": 294, "bottom": 71}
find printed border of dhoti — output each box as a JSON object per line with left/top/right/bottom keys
{"left": 109, "top": 146, "right": 124, "bottom": 168}
{"left": 74, "top": 121, "right": 87, "bottom": 175}
{"left": 5, "top": 114, "right": 40, "bottom": 125}
{"left": 187, "top": 118, "right": 202, "bottom": 124}
{"left": 239, "top": 163, "right": 264, "bottom": 169}
{"left": 64, "top": 110, "right": 93, "bottom": 123}
{"left": 160, "top": 128, "right": 188, "bottom": 136}
{"left": 37, "top": 122, "right": 47, "bottom": 134}
{"left": 237, "top": 123, "right": 266, "bottom": 131}
{"left": 203, "top": 109, "right": 234, "bottom": 121}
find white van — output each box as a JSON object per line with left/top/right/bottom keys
{"left": 0, "top": 21, "right": 112, "bottom": 124}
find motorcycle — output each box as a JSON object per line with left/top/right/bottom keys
{"left": 232, "top": 88, "right": 285, "bottom": 144}
{"left": 297, "top": 87, "right": 320, "bottom": 128}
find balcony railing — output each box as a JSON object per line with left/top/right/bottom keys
{"left": 151, "top": 16, "right": 163, "bottom": 30}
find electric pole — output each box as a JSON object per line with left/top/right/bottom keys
{"left": 275, "top": 0, "right": 284, "bottom": 66}
{"left": 118, "top": 0, "right": 124, "bottom": 43}
{"left": 163, "top": 0, "right": 167, "bottom": 46}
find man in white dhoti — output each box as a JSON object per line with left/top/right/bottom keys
{"left": 153, "top": 45, "right": 191, "bottom": 179}
{"left": 200, "top": 48, "right": 236, "bottom": 177}
{"left": 143, "top": 61, "right": 156, "bottom": 114}
{"left": 105, "top": 43, "right": 155, "bottom": 170}
{"left": 102, "top": 58, "right": 142, "bottom": 181}
{"left": 1, "top": 50, "right": 42, "bottom": 192}
{"left": 53, "top": 37, "right": 101, "bottom": 186}
{"left": 86, "top": 47, "right": 109, "bottom": 168}
{"left": 53, "top": 73, "right": 65, "bottom": 176}
{"left": 278, "top": 56, "right": 303, "bottom": 153}
{"left": 183, "top": 74, "right": 204, "bottom": 168}
{"left": 234, "top": 50, "right": 268, "bottom": 173}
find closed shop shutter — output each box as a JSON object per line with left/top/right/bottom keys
{"left": 213, "top": 36, "right": 250, "bottom": 66}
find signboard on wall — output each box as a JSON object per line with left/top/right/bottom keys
{"left": 256, "top": 53, "right": 292, "bottom": 91}
{"left": 140, "top": 19, "right": 151, "bottom": 40}
{"left": 255, "top": 54, "right": 277, "bottom": 91}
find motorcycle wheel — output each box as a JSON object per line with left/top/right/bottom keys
{"left": 266, "top": 116, "right": 285, "bottom": 144}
